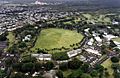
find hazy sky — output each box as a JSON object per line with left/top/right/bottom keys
{"left": 1, "top": 0, "right": 120, "bottom": 5}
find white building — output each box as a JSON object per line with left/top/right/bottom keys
{"left": 103, "top": 34, "right": 117, "bottom": 41}
{"left": 95, "top": 36, "right": 102, "bottom": 43}
{"left": 112, "top": 21, "right": 119, "bottom": 25}
{"left": 87, "top": 38, "right": 94, "bottom": 46}
{"left": 23, "top": 35, "right": 32, "bottom": 41}
{"left": 79, "top": 55, "right": 86, "bottom": 61}
{"left": 32, "top": 54, "right": 52, "bottom": 61}
{"left": 67, "top": 49, "right": 81, "bottom": 58}
{"left": 85, "top": 48, "right": 101, "bottom": 56}
{"left": 113, "top": 41, "right": 120, "bottom": 49}
{"left": 84, "top": 28, "right": 90, "bottom": 33}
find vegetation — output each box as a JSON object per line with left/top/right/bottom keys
{"left": 68, "top": 58, "right": 83, "bottom": 69}
{"left": 112, "top": 38, "right": 120, "bottom": 42}
{"left": 44, "top": 61, "right": 54, "bottom": 70}
{"left": 109, "top": 40, "right": 117, "bottom": 48}
{"left": 0, "top": 32, "right": 8, "bottom": 41}
{"left": 7, "top": 32, "right": 15, "bottom": 47}
{"left": 56, "top": 70, "right": 64, "bottom": 78}
{"left": 67, "top": 69, "right": 83, "bottom": 78}
{"left": 33, "top": 28, "right": 84, "bottom": 53}
{"left": 101, "top": 59, "right": 114, "bottom": 78}
{"left": 0, "top": 70, "right": 6, "bottom": 78}
{"left": 111, "top": 57, "right": 119, "bottom": 63}
{"left": 10, "top": 72, "right": 26, "bottom": 78}
{"left": 111, "top": 63, "right": 120, "bottom": 78}
{"left": 21, "top": 62, "right": 34, "bottom": 73}
{"left": 63, "top": 70, "right": 73, "bottom": 78}
{"left": 59, "top": 62, "right": 68, "bottom": 71}
{"left": 81, "top": 73, "right": 92, "bottom": 78}
{"left": 52, "top": 52, "right": 69, "bottom": 60}
{"left": 3, "top": 12, "right": 120, "bottom": 78}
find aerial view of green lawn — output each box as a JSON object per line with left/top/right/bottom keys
{"left": 33, "top": 28, "right": 84, "bottom": 52}
{"left": 112, "top": 38, "right": 120, "bottom": 42}
{"left": 101, "top": 59, "right": 114, "bottom": 78}
{"left": 7, "top": 32, "right": 15, "bottom": 47}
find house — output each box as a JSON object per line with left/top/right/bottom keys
{"left": 67, "top": 49, "right": 81, "bottom": 58}
{"left": 85, "top": 48, "right": 101, "bottom": 56}
{"left": 112, "top": 20, "right": 119, "bottom": 25}
{"left": 87, "top": 38, "right": 94, "bottom": 46}
{"left": 103, "top": 34, "right": 117, "bottom": 41}
{"left": 113, "top": 41, "right": 120, "bottom": 49}
{"left": 22, "top": 35, "right": 32, "bottom": 41}
{"left": 32, "top": 72, "right": 39, "bottom": 77}
{"left": 95, "top": 36, "right": 102, "bottom": 43}
{"left": 79, "top": 55, "right": 86, "bottom": 61}
{"left": 84, "top": 28, "right": 90, "bottom": 33}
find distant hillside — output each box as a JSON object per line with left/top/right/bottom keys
{"left": 1, "top": 0, "right": 120, "bottom": 8}
{"left": 2, "top": 0, "right": 120, "bottom": 3}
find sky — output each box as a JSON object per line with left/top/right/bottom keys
{"left": 0, "top": 0, "right": 120, "bottom": 5}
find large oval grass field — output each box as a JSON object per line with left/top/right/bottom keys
{"left": 32, "top": 28, "right": 84, "bottom": 53}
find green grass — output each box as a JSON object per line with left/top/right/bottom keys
{"left": 101, "top": 58, "right": 114, "bottom": 78}
{"left": 98, "top": 15, "right": 111, "bottom": 24}
{"left": 52, "top": 52, "right": 69, "bottom": 60}
{"left": 7, "top": 32, "right": 15, "bottom": 47}
{"left": 63, "top": 21, "right": 73, "bottom": 25}
{"left": 63, "top": 70, "right": 73, "bottom": 78}
{"left": 32, "top": 28, "right": 84, "bottom": 53}
{"left": 112, "top": 38, "right": 120, "bottom": 43}
{"left": 82, "top": 14, "right": 92, "bottom": 19}
{"left": 82, "top": 14, "right": 111, "bottom": 24}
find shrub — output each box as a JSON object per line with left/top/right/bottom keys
{"left": 59, "top": 62, "right": 68, "bottom": 71}
{"left": 52, "top": 52, "right": 69, "bottom": 60}
{"left": 111, "top": 57, "right": 119, "bottom": 63}
{"left": 68, "top": 58, "right": 83, "bottom": 69}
